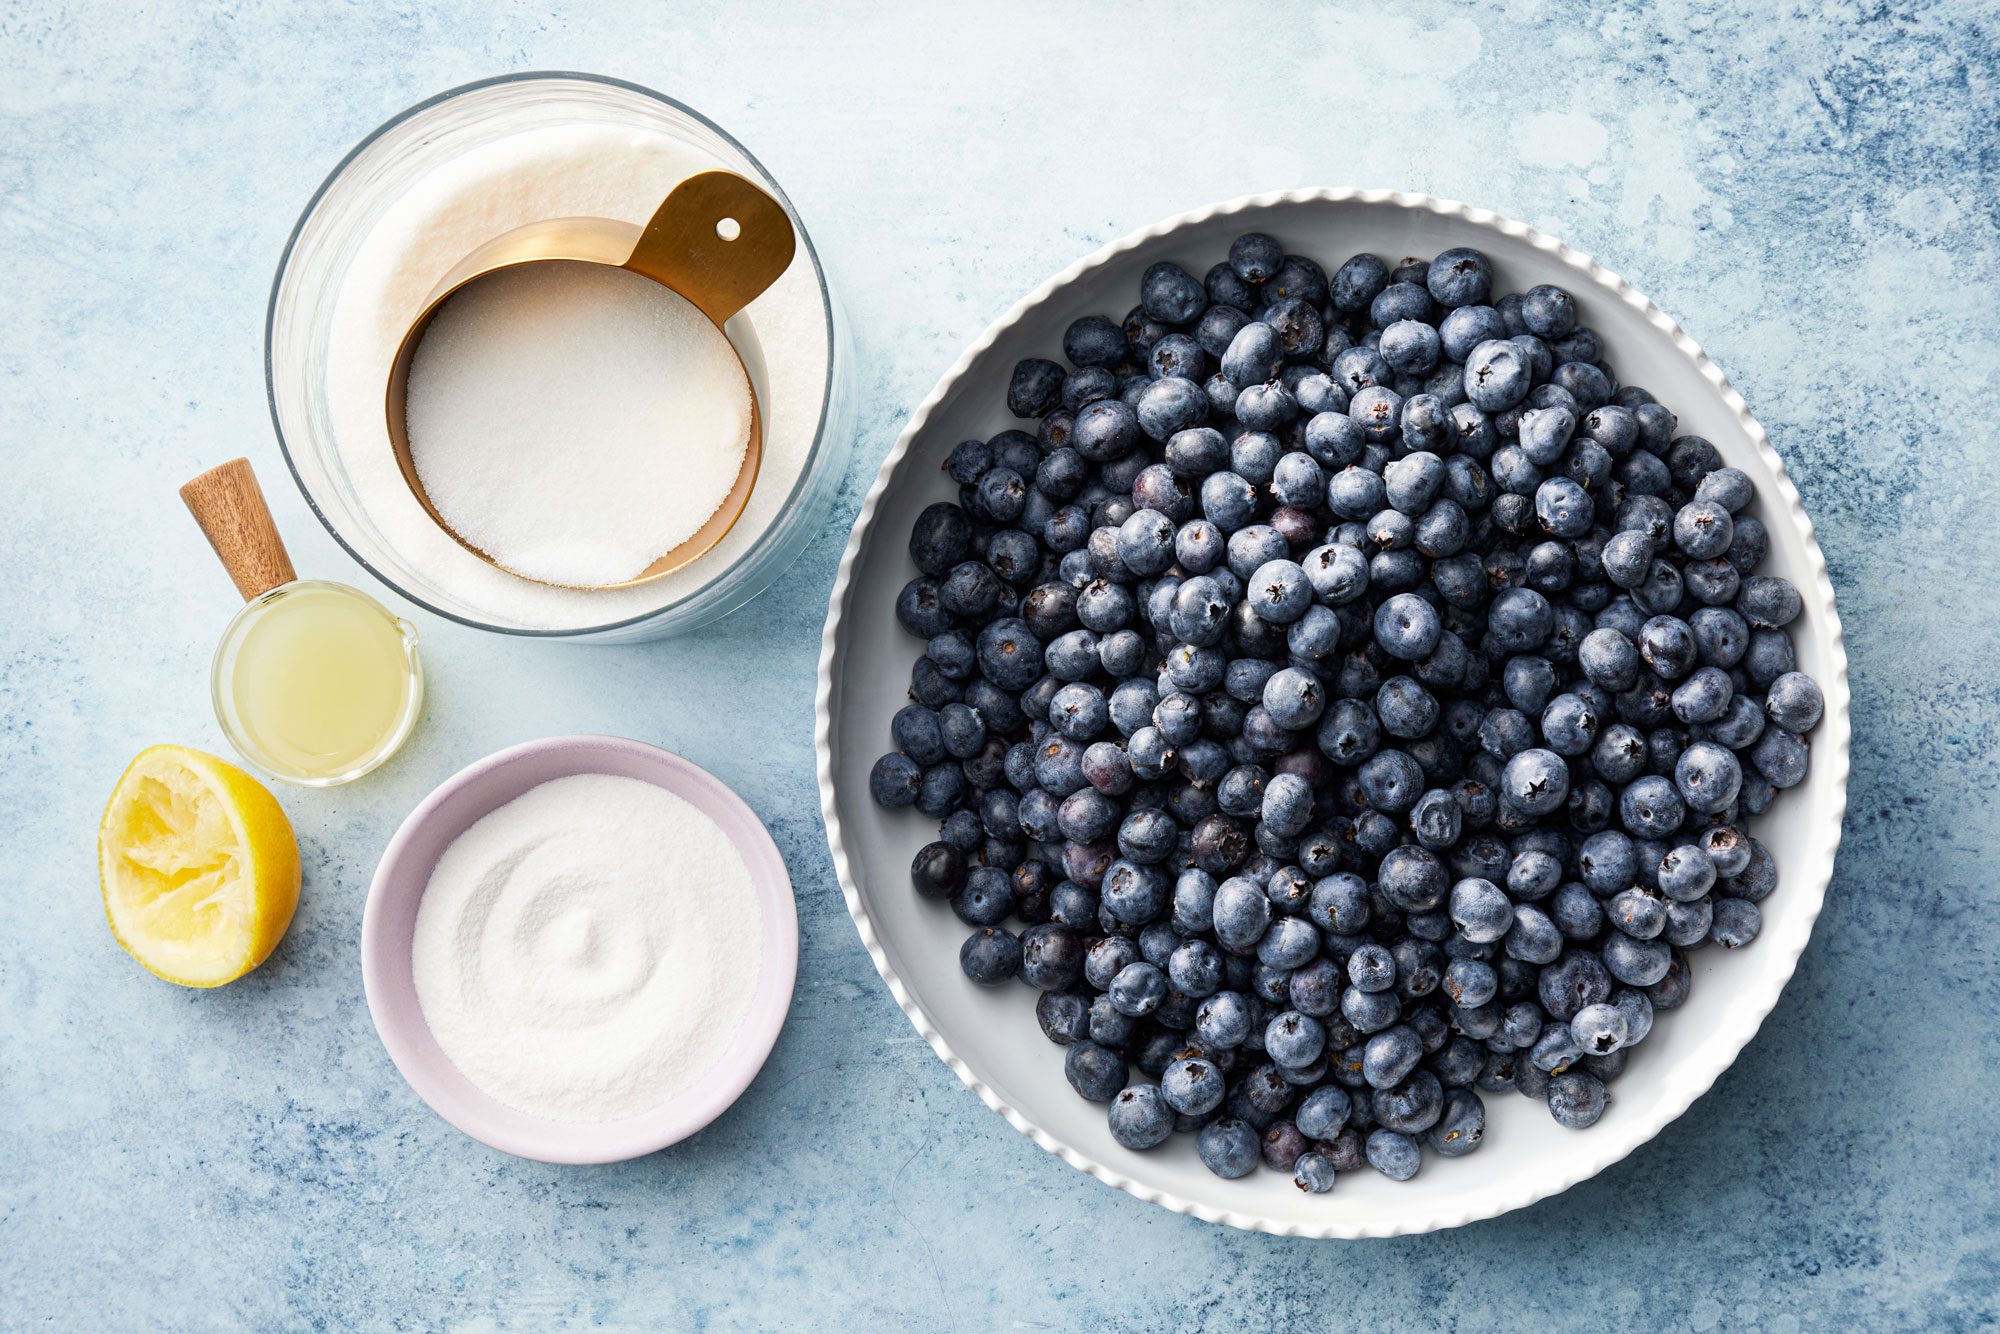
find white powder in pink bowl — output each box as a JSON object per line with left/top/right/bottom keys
{"left": 405, "top": 262, "right": 752, "bottom": 588}
{"left": 410, "top": 773, "right": 763, "bottom": 1123}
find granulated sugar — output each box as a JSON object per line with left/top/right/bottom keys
{"left": 405, "top": 262, "right": 752, "bottom": 588}
{"left": 410, "top": 773, "right": 763, "bottom": 1123}
{"left": 324, "top": 124, "right": 828, "bottom": 629}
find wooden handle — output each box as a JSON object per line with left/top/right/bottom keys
{"left": 181, "top": 459, "right": 296, "bottom": 601}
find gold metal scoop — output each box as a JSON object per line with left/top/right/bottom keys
{"left": 385, "top": 170, "right": 797, "bottom": 589}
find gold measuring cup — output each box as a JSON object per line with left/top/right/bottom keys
{"left": 384, "top": 170, "right": 797, "bottom": 590}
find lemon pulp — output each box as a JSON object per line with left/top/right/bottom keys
{"left": 99, "top": 745, "right": 301, "bottom": 987}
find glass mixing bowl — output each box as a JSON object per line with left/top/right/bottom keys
{"left": 267, "top": 72, "right": 851, "bottom": 643}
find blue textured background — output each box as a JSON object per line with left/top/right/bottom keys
{"left": 4, "top": 3, "right": 1997, "bottom": 1327}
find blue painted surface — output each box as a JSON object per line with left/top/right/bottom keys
{"left": 3, "top": 3, "right": 1997, "bottom": 1327}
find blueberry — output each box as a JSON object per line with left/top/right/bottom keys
{"left": 1266, "top": 255, "right": 1329, "bottom": 307}
{"left": 1061, "top": 315, "right": 1125, "bottom": 369}
{"left": 1328, "top": 464, "right": 1388, "bottom": 521}
{"left": 1293, "top": 371, "right": 1349, "bottom": 417}
{"left": 1738, "top": 575, "right": 1803, "bottom": 629}
{"left": 868, "top": 753, "right": 922, "bottom": 808}
{"left": 1108, "top": 960, "right": 1169, "bottom": 1017}
{"left": 1363, "top": 1024, "right": 1424, "bottom": 1090}
{"left": 1500, "top": 748, "right": 1569, "bottom": 816}
{"left": 1608, "top": 884, "right": 1667, "bottom": 939}
{"left": 1664, "top": 897, "right": 1713, "bottom": 948}
{"left": 1463, "top": 339, "right": 1533, "bottom": 413}
{"left": 1064, "top": 1041, "right": 1128, "bottom": 1102}
{"left": 1539, "top": 692, "right": 1598, "bottom": 757}
{"left": 1517, "top": 405, "right": 1576, "bottom": 466}
{"left": 959, "top": 927, "right": 1021, "bottom": 985}
{"left": 1350, "top": 385, "right": 1404, "bottom": 443}
{"left": 1331, "top": 253, "right": 1390, "bottom": 312}
{"left": 1546, "top": 880, "right": 1603, "bottom": 939}
{"left": 1008, "top": 358, "right": 1065, "bottom": 418}
{"left": 1263, "top": 296, "right": 1326, "bottom": 363}
{"left": 1293, "top": 1151, "right": 1337, "bottom": 1192}
{"left": 1036, "top": 989, "right": 1089, "bottom": 1045}
{"left": 1357, "top": 748, "right": 1426, "bottom": 813}
{"left": 1194, "top": 1117, "right": 1260, "bottom": 1177}
{"left": 1744, "top": 627, "right": 1796, "bottom": 689}
{"left": 1687, "top": 832, "right": 1747, "bottom": 887}
{"left": 1602, "top": 932, "right": 1672, "bottom": 987}
{"left": 1108, "top": 1083, "right": 1176, "bottom": 1150}
{"left": 1166, "top": 937, "right": 1225, "bottom": 998}
{"left": 1689, "top": 465, "right": 1751, "bottom": 513}
{"left": 1380, "top": 319, "right": 1442, "bottom": 375}
{"left": 1750, "top": 725, "right": 1809, "bottom": 789}
{"left": 891, "top": 704, "right": 948, "bottom": 767}
{"left": 1161, "top": 1056, "right": 1227, "bottom": 1117}
{"left": 1615, "top": 773, "right": 1684, "bottom": 838}
{"left": 1071, "top": 398, "right": 1140, "bottom": 463}
{"left": 1520, "top": 284, "right": 1579, "bottom": 338}
{"left": 1262, "top": 1011, "right": 1325, "bottom": 1069}
{"left": 1766, "top": 671, "right": 1824, "bottom": 734}
{"left": 1546, "top": 1070, "right": 1607, "bottom": 1128}
{"left": 1270, "top": 451, "right": 1326, "bottom": 509}
{"left": 1206, "top": 263, "right": 1258, "bottom": 313}
{"left": 1365, "top": 1129, "right": 1422, "bottom": 1180}
{"left": 1374, "top": 593, "right": 1442, "bottom": 660}
{"left": 1487, "top": 587, "right": 1553, "bottom": 653}
{"left": 1501, "top": 903, "right": 1561, "bottom": 965}
{"left": 910, "top": 841, "right": 966, "bottom": 902}
{"left": 1195, "top": 304, "right": 1252, "bottom": 360}
{"left": 1137, "top": 260, "right": 1205, "bottom": 323}
{"left": 1643, "top": 949, "right": 1693, "bottom": 1009}
{"left": 1529, "top": 1020, "right": 1583, "bottom": 1075}
{"left": 1111, "top": 509, "right": 1175, "bottom": 577}
{"left": 1449, "top": 877, "right": 1513, "bottom": 943}
{"left": 1727, "top": 514, "right": 1770, "bottom": 574}
{"left": 1673, "top": 499, "right": 1734, "bottom": 559}
{"left": 1135, "top": 377, "right": 1209, "bottom": 442}
{"left": 1194, "top": 990, "right": 1254, "bottom": 1050}
{"left": 1535, "top": 477, "right": 1593, "bottom": 539}
{"left": 1671, "top": 666, "right": 1734, "bottom": 725}
{"left": 1426, "top": 247, "right": 1493, "bottom": 309}
{"left": 1247, "top": 559, "right": 1313, "bottom": 624}
{"left": 1689, "top": 605, "right": 1749, "bottom": 666}
{"left": 1019, "top": 923, "right": 1084, "bottom": 991}
{"left": 944, "top": 438, "right": 992, "bottom": 484}
{"left": 1657, "top": 844, "right": 1718, "bottom": 902}
{"left": 1675, "top": 740, "right": 1743, "bottom": 813}
{"left": 1710, "top": 897, "right": 1763, "bottom": 948}
{"left": 1369, "top": 280, "right": 1431, "bottom": 330}
{"left": 1148, "top": 331, "right": 1209, "bottom": 381}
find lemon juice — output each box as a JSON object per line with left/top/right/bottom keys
{"left": 213, "top": 580, "right": 422, "bottom": 785}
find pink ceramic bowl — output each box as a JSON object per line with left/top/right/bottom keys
{"left": 361, "top": 734, "right": 798, "bottom": 1163}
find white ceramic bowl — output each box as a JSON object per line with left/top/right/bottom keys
{"left": 816, "top": 190, "right": 1849, "bottom": 1237}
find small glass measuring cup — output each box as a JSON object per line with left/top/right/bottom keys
{"left": 182, "top": 459, "right": 423, "bottom": 786}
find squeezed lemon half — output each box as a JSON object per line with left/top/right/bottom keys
{"left": 98, "top": 744, "right": 301, "bottom": 987}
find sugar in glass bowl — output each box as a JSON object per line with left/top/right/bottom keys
{"left": 267, "top": 72, "right": 852, "bottom": 642}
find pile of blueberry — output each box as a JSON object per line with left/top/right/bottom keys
{"left": 869, "top": 233, "right": 1821, "bottom": 1191}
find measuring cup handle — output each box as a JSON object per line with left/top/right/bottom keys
{"left": 181, "top": 458, "right": 297, "bottom": 601}
{"left": 625, "top": 171, "right": 797, "bottom": 326}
